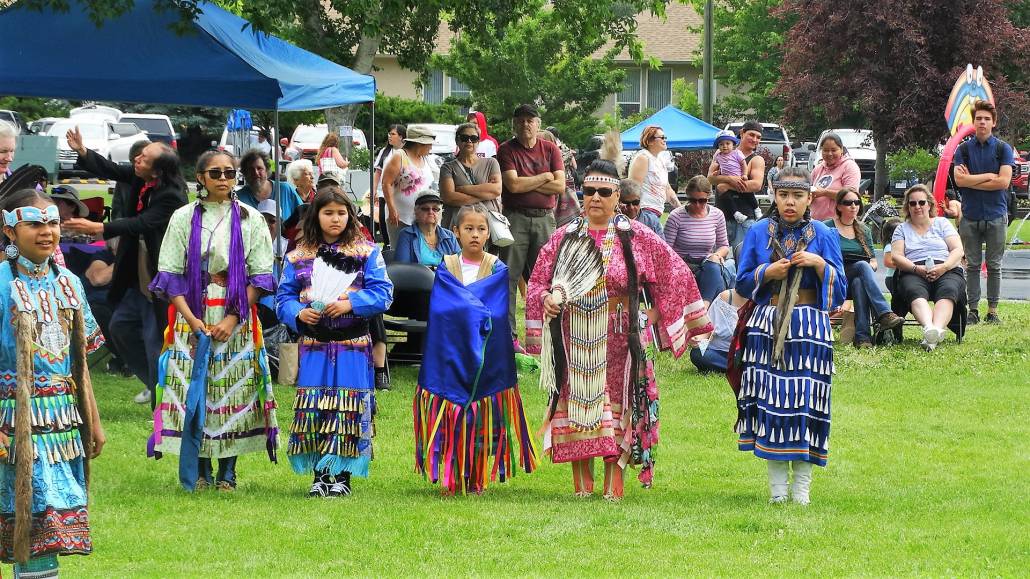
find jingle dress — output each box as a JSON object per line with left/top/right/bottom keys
{"left": 734, "top": 217, "right": 846, "bottom": 466}
{"left": 148, "top": 200, "right": 279, "bottom": 470}
{"left": 526, "top": 216, "right": 712, "bottom": 485}
{"left": 0, "top": 264, "right": 103, "bottom": 562}
{"left": 414, "top": 253, "right": 538, "bottom": 494}
{"left": 276, "top": 240, "right": 393, "bottom": 479}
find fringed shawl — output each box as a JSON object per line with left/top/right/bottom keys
{"left": 185, "top": 200, "right": 249, "bottom": 321}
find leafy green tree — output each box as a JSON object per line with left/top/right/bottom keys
{"left": 685, "top": 0, "right": 793, "bottom": 123}
{"left": 672, "top": 78, "right": 702, "bottom": 118}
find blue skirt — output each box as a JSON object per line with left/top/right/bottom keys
{"left": 735, "top": 304, "right": 833, "bottom": 466}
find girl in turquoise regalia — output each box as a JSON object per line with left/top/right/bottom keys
{"left": 0, "top": 188, "right": 105, "bottom": 578}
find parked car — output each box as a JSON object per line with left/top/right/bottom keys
{"left": 120, "top": 113, "right": 178, "bottom": 149}
{"left": 28, "top": 117, "right": 59, "bottom": 135}
{"left": 888, "top": 170, "right": 920, "bottom": 198}
{"left": 791, "top": 141, "right": 817, "bottom": 170}
{"left": 287, "top": 124, "right": 367, "bottom": 161}
{"left": 1011, "top": 150, "right": 1029, "bottom": 198}
{"left": 815, "top": 129, "right": 877, "bottom": 183}
{"left": 47, "top": 117, "right": 149, "bottom": 177}
{"left": 0, "top": 110, "right": 28, "bottom": 134}
{"left": 725, "top": 122, "right": 793, "bottom": 166}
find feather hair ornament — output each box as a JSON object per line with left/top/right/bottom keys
{"left": 539, "top": 231, "right": 605, "bottom": 398}
{"left": 309, "top": 245, "right": 361, "bottom": 311}
{"left": 0, "top": 165, "right": 48, "bottom": 200}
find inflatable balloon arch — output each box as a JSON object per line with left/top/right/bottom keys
{"left": 932, "top": 64, "right": 995, "bottom": 213}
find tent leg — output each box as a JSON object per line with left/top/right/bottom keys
{"left": 274, "top": 108, "right": 282, "bottom": 258}
{"left": 369, "top": 100, "right": 376, "bottom": 245}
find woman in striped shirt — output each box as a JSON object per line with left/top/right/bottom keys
{"left": 663, "top": 176, "right": 733, "bottom": 304}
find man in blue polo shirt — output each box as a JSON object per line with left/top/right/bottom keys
{"left": 953, "top": 100, "right": 1013, "bottom": 325}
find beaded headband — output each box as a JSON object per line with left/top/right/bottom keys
{"left": 582, "top": 176, "right": 620, "bottom": 186}
{"left": 771, "top": 179, "right": 812, "bottom": 191}
{"left": 2, "top": 205, "right": 60, "bottom": 228}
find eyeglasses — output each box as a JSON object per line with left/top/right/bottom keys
{"left": 583, "top": 187, "right": 617, "bottom": 198}
{"left": 838, "top": 200, "right": 861, "bottom": 207}
{"left": 621, "top": 199, "right": 641, "bottom": 206}
{"left": 204, "top": 168, "right": 238, "bottom": 180}
{"left": 653, "top": 135, "right": 667, "bottom": 141}
{"left": 457, "top": 134, "right": 480, "bottom": 143}
{"left": 908, "top": 199, "right": 928, "bottom": 207}
{"left": 688, "top": 197, "right": 709, "bottom": 205}
{"left": 418, "top": 205, "right": 442, "bottom": 212}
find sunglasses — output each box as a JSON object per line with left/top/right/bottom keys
{"left": 653, "top": 135, "right": 667, "bottom": 141}
{"left": 688, "top": 197, "right": 709, "bottom": 205}
{"left": 583, "top": 187, "right": 617, "bottom": 198}
{"left": 457, "top": 134, "right": 480, "bottom": 143}
{"left": 838, "top": 200, "right": 861, "bottom": 207}
{"left": 622, "top": 199, "right": 641, "bottom": 206}
{"left": 204, "top": 168, "right": 238, "bottom": 180}
{"left": 908, "top": 199, "right": 928, "bottom": 207}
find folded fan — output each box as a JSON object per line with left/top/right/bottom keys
{"left": 539, "top": 233, "right": 605, "bottom": 397}
{"left": 309, "top": 256, "right": 359, "bottom": 311}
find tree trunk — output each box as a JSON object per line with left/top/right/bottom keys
{"left": 874, "top": 131, "right": 889, "bottom": 201}
{"left": 325, "top": 30, "right": 383, "bottom": 154}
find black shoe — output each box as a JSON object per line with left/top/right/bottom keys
{"left": 309, "top": 471, "right": 331, "bottom": 497}
{"left": 984, "top": 312, "right": 1002, "bottom": 324}
{"left": 374, "top": 369, "right": 391, "bottom": 391}
{"left": 967, "top": 310, "right": 980, "bottom": 325}
{"left": 328, "top": 472, "right": 352, "bottom": 497}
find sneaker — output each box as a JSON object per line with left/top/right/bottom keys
{"left": 876, "top": 312, "right": 905, "bottom": 331}
{"left": 194, "top": 478, "right": 211, "bottom": 491}
{"left": 920, "top": 340, "right": 937, "bottom": 353}
{"left": 967, "top": 309, "right": 980, "bottom": 325}
{"left": 133, "top": 389, "right": 152, "bottom": 405}
{"left": 984, "top": 312, "right": 1002, "bottom": 324}
{"left": 309, "top": 474, "right": 330, "bottom": 498}
{"left": 922, "top": 326, "right": 943, "bottom": 347}
{"left": 328, "top": 473, "right": 352, "bottom": 498}
{"left": 374, "top": 369, "right": 391, "bottom": 391}
{"left": 769, "top": 495, "right": 788, "bottom": 504}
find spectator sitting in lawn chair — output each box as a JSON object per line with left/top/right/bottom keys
{"left": 889, "top": 185, "right": 966, "bottom": 351}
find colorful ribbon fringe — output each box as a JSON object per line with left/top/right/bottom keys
{"left": 413, "top": 385, "right": 539, "bottom": 495}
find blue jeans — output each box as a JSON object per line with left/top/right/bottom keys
{"left": 847, "top": 260, "right": 891, "bottom": 342}
{"left": 690, "top": 346, "right": 729, "bottom": 373}
{"left": 727, "top": 217, "right": 755, "bottom": 247}
{"left": 199, "top": 456, "right": 238, "bottom": 485}
{"left": 636, "top": 209, "right": 663, "bottom": 235}
{"left": 694, "top": 260, "right": 736, "bottom": 303}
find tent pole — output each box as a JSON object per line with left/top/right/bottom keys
{"left": 369, "top": 100, "right": 376, "bottom": 245}
{"left": 274, "top": 108, "right": 282, "bottom": 260}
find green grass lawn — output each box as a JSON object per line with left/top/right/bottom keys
{"left": 25, "top": 303, "right": 1030, "bottom": 576}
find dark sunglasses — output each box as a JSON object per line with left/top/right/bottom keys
{"left": 622, "top": 199, "right": 641, "bottom": 206}
{"left": 583, "top": 186, "right": 617, "bottom": 198}
{"left": 688, "top": 197, "right": 709, "bottom": 205}
{"left": 204, "top": 168, "right": 238, "bottom": 180}
{"left": 838, "top": 199, "right": 862, "bottom": 207}
{"left": 653, "top": 135, "right": 667, "bottom": 141}
{"left": 457, "top": 134, "right": 480, "bottom": 143}
{"left": 908, "top": 199, "right": 928, "bottom": 207}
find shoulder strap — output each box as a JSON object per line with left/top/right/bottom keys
{"left": 477, "top": 253, "right": 497, "bottom": 280}
{"left": 443, "top": 254, "right": 462, "bottom": 279}
{"left": 996, "top": 139, "right": 1006, "bottom": 167}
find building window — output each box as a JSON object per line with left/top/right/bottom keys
{"left": 449, "top": 77, "right": 471, "bottom": 99}
{"left": 617, "top": 69, "right": 642, "bottom": 116}
{"left": 647, "top": 69, "right": 672, "bottom": 110}
{"left": 424, "top": 70, "right": 444, "bottom": 105}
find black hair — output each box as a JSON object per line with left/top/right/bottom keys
{"left": 818, "top": 132, "right": 848, "bottom": 156}
{"left": 240, "top": 148, "right": 271, "bottom": 180}
{"left": 768, "top": 167, "right": 813, "bottom": 223}
{"left": 196, "top": 149, "right": 237, "bottom": 174}
{"left": 585, "top": 159, "right": 619, "bottom": 180}
{"left": 149, "top": 143, "right": 186, "bottom": 193}
{"left": 300, "top": 186, "right": 362, "bottom": 247}
{"left": 454, "top": 203, "right": 490, "bottom": 230}
{"left": 128, "top": 139, "right": 151, "bottom": 163}
{"left": 389, "top": 124, "right": 407, "bottom": 139}
{"left": 2, "top": 188, "right": 60, "bottom": 278}
{"left": 833, "top": 188, "right": 871, "bottom": 258}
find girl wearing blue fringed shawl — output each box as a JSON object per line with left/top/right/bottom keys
{"left": 414, "top": 205, "right": 538, "bottom": 495}
{"left": 734, "top": 168, "right": 846, "bottom": 506}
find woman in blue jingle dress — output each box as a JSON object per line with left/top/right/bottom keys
{"left": 734, "top": 167, "right": 846, "bottom": 506}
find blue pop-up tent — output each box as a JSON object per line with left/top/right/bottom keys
{"left": 621, "top": 105, "right": 720, "bottom": 151}
{"left": 0, "top": 0, "right": 375, "bottom": 110}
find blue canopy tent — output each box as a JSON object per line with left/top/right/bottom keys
{"left": 0, "top": 0, "right": 377, "bottom": 231}
{"left": 620, "top": 105, "right": 720, "bottom": 151}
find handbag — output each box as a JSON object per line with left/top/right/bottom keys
{"left": 487, "top": 210, "right": 514, "bottom": 247}
{"left": 278, "top": 342, "right": 299, "bottom": 386}
{"left": 725, "top": 298, "right": 757, "bottom": 397}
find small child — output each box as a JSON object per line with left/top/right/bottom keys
{"left": 711, "top": 130, "right": 747, "bottom": 195}
{"left": 414, "top": 204, "right": 538, "bottom": 495}
{"left": 277, "top": 186, "right": 394, "bottom": 498}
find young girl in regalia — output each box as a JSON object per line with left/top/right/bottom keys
{"left": 277, "top": 186, "right": 393, "bottom": 498}
{"left": 147, "top": 150, "right": 279, "bottom": 492}
{"left": 413, "top": 204, "right": 538, "bottom": 495}
{"left": 0, "top": 188, "right": 105, "bottom": 578}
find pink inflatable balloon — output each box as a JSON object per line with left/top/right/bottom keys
{"left": 933, "top": 124, "right": 976, "bottom": 213}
